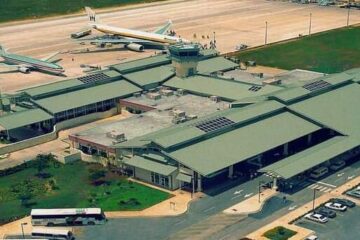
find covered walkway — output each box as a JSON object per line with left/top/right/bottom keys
{"left": 259, "top": 136, "right": 360, "bottom": 180}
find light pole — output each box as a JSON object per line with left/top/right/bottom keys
{"left": 258, "top": 180, "right": 264, "bottom": 203}
{"left": 309, "top": 13, "right": 312, "bottom": 36}
{"left": 265, "top": 21, "right": 268, "bottom": 45}
{"left": 312, "top": 188, "right": 319, "bottom": 211}
{"left": 21, "top": 222, "right": 27, "bottom": 239}
{"left": 347, "top": 2, "right": 350, "bottom": 27}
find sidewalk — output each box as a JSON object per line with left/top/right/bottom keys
{"left": 246, "top": 176, "right": 360, "bottom": 240}
{"left": 223, "top": 188, "right": 278, "bottom": 215}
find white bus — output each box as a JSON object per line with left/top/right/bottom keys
{"left": 32, "top": 227, "right": 74, "bottom": 240}
{"left": 31, "top": 208, "right": 107, "bottom": 226}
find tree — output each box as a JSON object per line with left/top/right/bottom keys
{"left": 34, "top": 154, "right": 50, "bottom": 178}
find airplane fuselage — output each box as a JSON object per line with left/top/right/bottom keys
{"left": 92, "top": 24, "right": 187, "bottom": 44}
{"left": 2, "top": 53, "right": 64, "bottom": 73}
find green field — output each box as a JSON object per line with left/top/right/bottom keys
{"left": 236, "top": 26, "right": 360, "bottom": 74}
{"left": 0, "top": 155, "right": 171, "bottom": 224}
{"left": 0, "top": 0, "right": 165, "bottom": 23}
{"left": 263, "top": 226, "right": 297, "bottom": 240}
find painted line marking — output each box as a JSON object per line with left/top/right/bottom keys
{"left": 318, "top": 186, "right": 328, "bottom": 192}
{"left": 324, "top": 188, "right": 332, "bottom": 193}
{"left": 244, "top": 193, "right": 254, "bottom": 198}
{"left": 309, "top": 180, "right": 337, "bottom": 188}
{"left": 348, "top": 175, "right": 355, "bottom": 180}
{"left": 219, "top": 234, "right": 231, "bottom": 240}
{"left": 174, "top": 219, "right": 186, "bottom": 226}
{"left": 231, "top": 194, "right": 243, "bottom": 200}
{"left": 310, "top": 184, "right": 319, "bottom": 189}
{"left": 204, "top": 206, "right": 215, "bottom": 213}
{"left": 233, "top": 189, "right": 244, "bottom": 195}
{"left": 289, "top": 205, "right": 297, "bottom": 211}
{"left": 337, "top": 172, "right": 345, "bottom": 177}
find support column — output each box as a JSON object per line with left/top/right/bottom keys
{"left": 6, "top": 130, "right": 10, "bottom": 141}
{"left": 330, "top": 129, "right": 335, "bottom": 136}
{"left": 197, "top": 173, "right": 202, "bottom": 192}
{"left": 272, "top": 177, "right": 278, "bottom": 190}
{"left": 283, "top": 143, "right": 289, "bottom": 156}
{"left": 307, "top": 134, "right": 312, "bottom": 145}
{"left": 228, "top": 165, "right": 234, "bottom": 178}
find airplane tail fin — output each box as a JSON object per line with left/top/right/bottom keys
{"left": 0, "top": 45, "right": 6, "bottom": 55}
{"left": 85, "top": 7, "right": 100, "bottom": 24}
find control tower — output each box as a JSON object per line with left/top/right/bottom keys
{"left": 168, "top": 44, "right": 201, "bottom": 78}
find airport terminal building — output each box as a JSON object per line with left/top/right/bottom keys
{"left": 0, "top": 44, "right": 360, "bottom": 192}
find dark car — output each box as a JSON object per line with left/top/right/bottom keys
{"left": 346, "top": 190, "right": 360, "bottom": 199}
{"left": 315, "top": 207, "right": 336, "bottom": 218}
{"left": 332, "top": 198, "right": 356, "bottom": 208}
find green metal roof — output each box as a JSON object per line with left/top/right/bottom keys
{"left": 176, "top": 172, "right": 192, "bottom": 183}
{"left": 259, "top": 136, "right": 359, "bottom": 179}
{"left": 123, "top": 155, "right": 177, "bottom": 176}
{"left": 197, "top": 57, "right": 238, "bottom": 74}
{"left": 110, "top": 55, "right": 171, "bottom": 74}
{"left": 22, "top": 70, "right": 121, "bottom": 99}
{"left": 271, "top": 87, "right": 310, "bottom": 103}
{"left": 34, "top": 80, "right": 141, "bottom": 114}
{"left": 168, "top": 112, "right": 320, "bottom": 176}
{"left": 23, "top": 79, "right": 84, "bottom": 98}
{"left": 123, "top": 65, "right": 174, "bottom": 88}
{"left": 289, "top": 83, "right": 360, "bottom": 137}
{"left": 0, "top": 108, "right": 53, "bottom": 130}
{"left": 131, "top": 101, "right": 284, "bottom": 150}
{"left": 165, "top": 75, "right": 282, "bottom": 101}
{"left": 323, "top": 72, "right": 353, "bottom": 86}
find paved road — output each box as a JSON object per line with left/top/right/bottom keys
{"left": 79, "top": 159, "right": 360, "bottom": 240}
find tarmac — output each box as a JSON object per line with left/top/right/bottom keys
{"left": 0, "top": 0, "right": 359, "bottom": 92}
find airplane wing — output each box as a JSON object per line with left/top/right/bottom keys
{"left": 0, "top": 63, "right": 20, "bottom": 71}
{"left": 153, "top": 20, "right": 172, "bottom": 35}
{"left": 41, "top": 52, "right": 60, "bottom": 63}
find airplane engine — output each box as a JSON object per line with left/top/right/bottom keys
{"left": 126, "top": 43, "right": 144, "bottom": 52}
{"left": 96, "top": 42, "right": 106, "bottom": 48}
{"left": 18, "top": 66, "right": 30, "bottom": 73}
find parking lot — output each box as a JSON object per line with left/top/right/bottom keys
{"left": 295, "top": 200, "right": 359, "bottom": 239}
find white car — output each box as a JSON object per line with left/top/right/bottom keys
{"left": 306, "top": 235, "right": 318, "bottom": 240}
{"left": 325, "top": 202, "right": 347, "bottom": 211}
{"left": 305, "top": 212, "right": 328, "bottom": 223}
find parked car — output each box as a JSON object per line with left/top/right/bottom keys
{"left": 305, "top": 212, "right": 328, "bottom": 223}
{"left": 332, "top": 198, "right": 356, "bottom": 208}
{"left": 315, "top": 207, "right": 336, "bottom": 218}
{"left": 325, "top": 202, "right": 347, "bottom": 211}
{"left": 329, "top": 160, "right": 345, "bottom": 171}
{"left": 346, "top": 189, "right": 360, "bottom": 199}
{"left": 306, "top": 235, "right": 318, "bottom": 240}
{"left": 309, "top": 166, "right": 328, "bottom": 179}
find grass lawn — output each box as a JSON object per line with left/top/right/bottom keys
{"left": 263, "top": 226, "right": 297, "bottom": 240}
{"left": 236, "top": 26, "right": 360, "bottom": 74}
{"left": 0, "top": 0, "right": 165, "bottom": 23}
{"left": 0, "top": 157, "right": 171, "bottom": 224}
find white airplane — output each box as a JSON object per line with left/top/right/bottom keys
{"left": 0, "top": 45, "right": 64, "bottom": 74}
{"left": 80, "top": 7, "right": 189, "bottom": 52}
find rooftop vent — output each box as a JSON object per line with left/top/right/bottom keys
{"left": 303, "top": 79, "right": 331, "bottom": 92}
{"left": 195, "top": 117, "right": 235, "bottom": 133}
{"left": 78, "top": 72, "right": 110, "bottom": 84}
{"left": 248, "top": 86, "right": 262, "bottom": 92}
